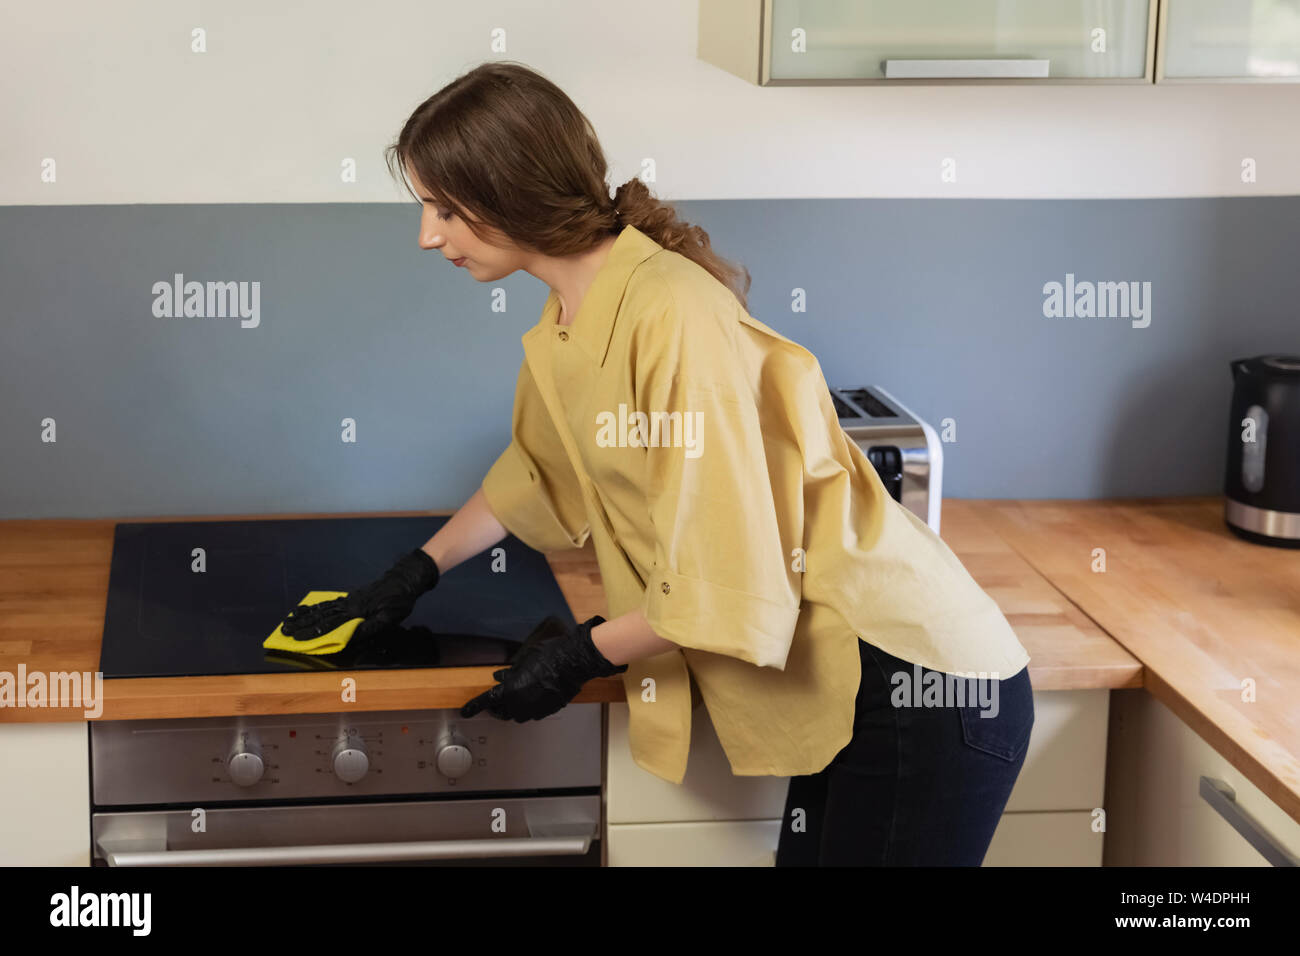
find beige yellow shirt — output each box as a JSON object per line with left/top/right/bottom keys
{"left": 481, "top": 225, "right": 1030, "bottom": 785}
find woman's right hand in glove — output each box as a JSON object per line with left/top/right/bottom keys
{"left": 278, "top": 548, "right": 440, "bottom": 643}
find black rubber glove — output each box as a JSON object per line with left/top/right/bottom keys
{"left": 278, "top": 548, "right": 439, "bottom": 644}
{"left": 460, "top": 615, "right": 624, "bottom": 722}
{"left": 503, "top": 615, "right": 571, "bottom": 669}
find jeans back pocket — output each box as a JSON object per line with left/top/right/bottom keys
{"left": 957, "top": 669, "right": 1034, "bottom": 763}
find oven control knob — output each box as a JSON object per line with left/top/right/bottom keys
{"left": 227, "top": 742, "right": 265, "bottom": 788}
{"left": 435, "top": 732, "right": 473, "bottom": 779}
{"left": 332, "top": 736, "right": 370, "bottom": 783}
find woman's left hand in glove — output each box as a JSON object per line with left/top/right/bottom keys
{"left": 460, "top": 615, "right": 625, "bottom": 722}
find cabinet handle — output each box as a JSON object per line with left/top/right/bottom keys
{"left": 1199, "top": 777, "right": 1299, "bottom": 867}
{"left": 884, "top": 58, "right": 1049, "bottom": 79}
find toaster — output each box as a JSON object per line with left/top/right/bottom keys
{"left": 830, "top": 385, "right": 944, "bottom": 534}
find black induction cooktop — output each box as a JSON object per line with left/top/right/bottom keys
{"left": 99, "top": 516, "right": 578, "bottom": 679}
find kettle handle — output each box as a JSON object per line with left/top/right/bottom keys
{"left": 1230, "top": 358, "right": 1251, "bottom": 381}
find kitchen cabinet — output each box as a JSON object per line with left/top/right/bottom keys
{"left": 0, "top": 722, "right": 90, "bottom": 866}
{"left": 605, "top": 688, "right": 1109, "bottom": 866}
{"left": 698, "top": 0, "right": 1158, "bottom": 84}
{"left": 1157, "top": 0, "right": 1300, "bottom": 81}
{"left": 1105, "top": 689, "right": 1300, "bottom": 865}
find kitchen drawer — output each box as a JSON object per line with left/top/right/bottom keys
{"left": 983, "top": 811, "right": 1103, "bottom": 866}
{"left": 1105, "top": 688, "right": 1300, "bottom": 866}
{"left": 607, "top": 820, "right": 782, "bottom": 867}
{"left": 1004, "top": 688, "right": 1108, "bottom": 812}
{"left": 606, "top": 811, "right": 1099, "bottom": 866}
{"left": 606, "top": 689, "right": 1108, "bottom": 824}
{"left": 606, "top": 700, "right": 789, "bottom": 824}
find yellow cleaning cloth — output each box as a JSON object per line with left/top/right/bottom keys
{"left": 263, "top": 591, "right": 364, "bottom": 655}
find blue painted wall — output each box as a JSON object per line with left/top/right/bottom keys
{"left": 2, "top": 197, "right": 1296, "bottom": 518}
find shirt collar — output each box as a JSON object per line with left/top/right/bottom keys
{"left": 526, "top": 225, "right": 663, "bottom": 367}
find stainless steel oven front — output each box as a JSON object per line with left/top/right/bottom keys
{"left": 90, "top": 703, "right": 603, "bottom": 866}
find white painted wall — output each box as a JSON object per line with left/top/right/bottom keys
{"left": 3, "top": 0, "right": 1298, "bottom": 204}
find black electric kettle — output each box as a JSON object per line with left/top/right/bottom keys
{"left": 1224, "top": 355, "right": 1300, "bottom": 547}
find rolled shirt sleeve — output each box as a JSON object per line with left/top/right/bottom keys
{"left": 481, "top": 359, "right": 590, "bottom": 553}
{"left": 634, "top": 280, "right": 803, "bottom": 669}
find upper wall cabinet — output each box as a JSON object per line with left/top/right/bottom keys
{"left": 698, "top": 0, "right": 1158, "bottom": 84}
{"left": 1157, "top": 0, "right": 1300, "bottom": 81}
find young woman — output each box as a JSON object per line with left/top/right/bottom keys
{"left": 279, "top": 61, "right": 1035, "bottom": 867}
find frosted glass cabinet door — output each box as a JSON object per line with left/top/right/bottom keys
{"left": 766, "top": 0, "right": 1156, "bottom": 82}
{"left": 1158, "top": 0, "right": 1300, "bottom": 80}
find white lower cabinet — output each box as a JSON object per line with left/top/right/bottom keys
{"left": 609, "top": 820, "right": 784, "bottom": 867}
{"left": 0, "top": 722, "right": 90, "bottom": 866}
{"left": 982, "top": 811, "right": 1103, "bottom": 866}
{"left": 606, "top": 690, "right": 1109, "bottom": 866}
{"left": 1104, "top": 688, "right": 1300, "bottom": 866}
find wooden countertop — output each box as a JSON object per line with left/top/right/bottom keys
{"left": 5, "top": 498, "right": 1294, "bottom": 825}
{"left": 982, "top": 496, "right": 1300, "bottom": 826}
{"left": 0, "top": 509, "right": 622, "bottom": 723}
{"left": 0, "top": 503, "right": 1138, "bottom": 728}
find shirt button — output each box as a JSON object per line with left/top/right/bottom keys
{"left": 661, "top": 581, "right": 671, "bottom": 595}
{"left": 557, "top": 330, "right": 569, "bottom": 341}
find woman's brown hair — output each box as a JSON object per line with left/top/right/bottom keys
{"left": 384, "top": 61, "right": 751, "bottom": 310}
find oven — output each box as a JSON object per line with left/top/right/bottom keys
{"left": 90, "top": 703, "right": 603, "bottom": 866}
{"left": 94, "top": 515, "right": 601, "bottom": 866}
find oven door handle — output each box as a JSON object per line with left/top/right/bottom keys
{"left": 98, "top": 833, "right": 593, "bottom": 867}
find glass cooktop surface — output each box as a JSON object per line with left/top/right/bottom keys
{"left": 99, "top": 516, "right": 577, "bottom": 678}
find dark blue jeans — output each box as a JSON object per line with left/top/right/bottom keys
{"left": 775, "top": 637, "right": 1034, "bottom": 866}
